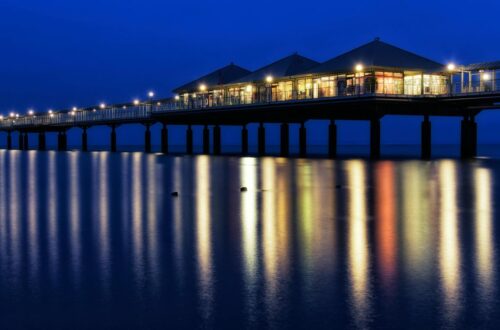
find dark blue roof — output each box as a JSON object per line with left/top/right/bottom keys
{"left": 307, "top": 38, "right": 444, "bottom": 74}
{"left": 231, "top": 54, "right": 320, "bottom": 84}
{"left": 173, "top": 63, "right": 251, "bottom": 94}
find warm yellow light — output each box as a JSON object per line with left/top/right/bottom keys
{"left": 72, "top": 107, "right": 77, "bottom": 111}
{"left": 447, "top": 63, "right": 456, "bottom": 71}
{"left": 48, "top": 110, "right": 53, "bottom": 114}
{"left": 0, "top": 115, "right": 3, "bottom": 120}
{"left": 49, "top": 113, "right": 54, "bottom": 118}
{"left": 192, "top": 93, "right": 197, "bottom": 98}
{"left": 266, "top": 75, "right": 273, "bottom": 83}
{"left": 245, "top": 85, "right": 253, "bottom": 93}
{"left": 355, "top": 63, "right": 364, "bottom": 72}
{"left": 9, "top": 112, "right": 15, "bottom": 118}
{"left": 133, "top": 99, "right": 140, "bottom": 106}
{"left": 28, "top": 110, "right": 34, "bottom": 116}
{"left": 174, "top": 95, "right": 180, "bottom": 101}
{"left": 483, "top": 73, "right": 492, "bottom": 81}
{"left": 70, "top": 111, "right": 76, "bottom": 116}
{"left": 148, "top": 91, "right": 155, "bottom": 98}
{"left": 100, "top": 103, "right": 106, "bottom": 109}
{"left": 199, "top": 84, "right": 207, "bottom": 92}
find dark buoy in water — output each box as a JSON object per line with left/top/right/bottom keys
{"left": 240, "top": 187, "right": 248, "bottom": 192}
{"left": 171, "top": 191, "right": 179, "bottom": 197}
{"left": 335, "top": 184, "right": 342, "bottom": 189}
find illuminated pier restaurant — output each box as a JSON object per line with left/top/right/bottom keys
{"left": 1, "top": 38, "right": 499, "bottom": 158}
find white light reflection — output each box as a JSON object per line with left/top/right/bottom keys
{"left": 146, "top": 155, "right": 160, "bottom": 293}
{"left": 68, "top": 152, "right": 81, "bottom": 288}
{"left": 47, "top": 152, "right": 59, "bottom": 286}
{"left": 438, "top": 161, "right": 462, "bottom": 325}
{"left": 172, "top": 157, "right": 184, "bottom": 288}
{"left": 8, "top": 152, "right": 22, "bottom": 290}
{"left": 132, "top": 153, "right": 145, "bottom": 295}
{"left": 196, "top": 155, "right": 213, "bottom": 322}
{"left": 346, "top": 160, "right": 371, "bottom": 329}
{"left": 240, "top": 157, "right": 258, "bottom": 321}
{"left": 27, "top": 151, "right": 40, "bottom": 293}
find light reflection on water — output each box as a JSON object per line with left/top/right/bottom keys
{"left": 0, "top": 151, "right": 499, "bottom": 329}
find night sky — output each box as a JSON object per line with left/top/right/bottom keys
{"left": 1, "top": 0, "right": 499, "bottom": 148}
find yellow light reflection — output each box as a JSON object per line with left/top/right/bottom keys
{"left": 47, "top": 152, "right": 59, "bottom": 285}
{"left": 196, "top": 155, "right": 213, "bottom": 321}
{"left": 474, "top": 167, "right": 495, "bottom": 310}
{"left": 146, "top": 155, "right": 160, "bottom": 292}
{"left": 346, "top": 160, "right": 371, "bottom": 328}
{"left": 438, "top": 161, "right": 462, "bottom": 323}
{"left": 97, "top": 152, "right": 110, "bottom": 294}
{"left": 132, "top": 153, "right": 145, "bottom": 291}
{"left": 173, "top": 157, "right": 184, "bottom": 286}
{"left": 9, "top": 152, "right": 21, "bottom": 288}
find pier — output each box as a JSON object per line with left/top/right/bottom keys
{"left": 1, "top": 39, "right": 499, "bottom": 158}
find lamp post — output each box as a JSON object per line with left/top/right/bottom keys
{"left": 447, "top": 63, "right": 456, "bottom": 95}
{"left": 199, "top": 84, "right": 207, "bottom": 108}
{"left": 355, "top": 63, "right": 364, "bottom": 95}
{"left": 266, "top": 75, "right": 273, "bottom": 102}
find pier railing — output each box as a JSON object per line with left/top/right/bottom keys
{"left": 1, "top": 79, "right": 499, "bottom": 130}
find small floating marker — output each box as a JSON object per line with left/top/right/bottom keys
{"left": 335, "top": 184, "right": 342, "bottom": 189}
{"left": 240, "top": 187, "right": 248, "bottom": 192}
{"left": 171, "top": 192, "right": 179, "bottom": 197}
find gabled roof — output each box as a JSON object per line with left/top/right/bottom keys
{"left": 307, "top": 38, "right": 444, "bottom": 74}
{"left": 173, "top": 63, "right": 251, "bottom": 94}
{"left": 464, "top": 61, "right": 500, "bottom": 71}
{"left": 231, "top": 54, "right": 320, "bottom": 84}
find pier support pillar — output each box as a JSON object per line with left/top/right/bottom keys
{"left": 144, "top": 124, "right": 151, "bottom": 153}
{"left": 58, "top": 131, "right": 67, "bottom": 151}
{"left": 328, "top": 120, "right": 337, "bottom": 158}
{"left": 23, "top": 132, "right": 29, "bottom": 150}
{"left": 18, "top": 132, "right": 24, "bottom": 150}
{"left": 461, "top": 116, "right": 477, "bottom": 159}
{"left": 186, "top": 125, "right": 193, "bottom": 154}
{"left": 161, "top": 124, "right": 168, "bottom": 154}
{"left": 241, "top": 125, "right": 248, "bottom": 155}
{"left": 299, "top": 122, "right": 307, "bottom": 157}
{"left": 203, "top": 125, "right": 210, "bottom": 154}
{"left": 370, "top": 118, "right": 381, "bottom": 159}
{"left": 38, "top": 132, "right": 46, "bottom": 151}
{"left": 213, "top": 125, "right": 221, "bottom": 155}
{"left": 421, "top": 116, "right": 431, "bottom": 159}
{"left": 110, "top": 125, "right": 117, "bottom": 152}
{"left": 280, "top": 123, "right": 289, "bottom": 156}
{"left": 258, "top": 123, "right": 266, "bottom": 155}
{"left": 82, "top": 127, "right": 88, "bottom": 152}
{"left": 7, "top": 131, "right": 12, "bottom": 150}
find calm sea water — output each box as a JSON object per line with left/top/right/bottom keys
{"left": 0, "top": 148, "right": 499, "bottom": 329}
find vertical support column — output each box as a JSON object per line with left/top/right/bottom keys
{"left": 258, "top": 123, "right": 265, "bottom": 156}
{"left": 470, "top": 117, "right": 477, "bottom": 158}
{"left": 186, "top": 125, "right": 193, "bottom": 154}
{"left": 299, "top": 122, "right": 307, "bottom": 157}
{"left": 241, "top": 125, "right": 248, "bottom": 155}
{"left": 161, "top": 123, "right": 168, "bottom": 154}
{"left": 280, "top": 123, "right": 289, "bottom": 156}
{"left": 213, "top": 125, "right": 221, "bottom": 155}
{"left": 460, "top": 116, "right": 470, "bottom": 159}
{"left": 7, "top": 131, "right": 12, "bottom": 150}
{"left": 110, "top": 125, "right": 117, "bottom": 152}
{"left": 23, "top": 132, "right": 29, "bottom": 150}
{"left": 18, "top": 131, "right": 24, "bottom": 150}
{"left": 62, "top": 131, "right": 67, "bottom": 151}
{"left": 203, "top": 125, "right": 210, "bottom": 154}
{"left": 82, "top": 127, "right": 88, "bottom": 152}
{"left": 328, "top": 120, "right": 337, "bottom": 158}
{"left": 38, "top": 131, "right": 46, "bottom": 151}
{"left": 144, "top": 124, "right": 151, "bottom": 153}
{"left": 421, "top": 115, "right": 431, "bottom": 159}
{"left": 370, "top": 117, "right": 381, "bottom": 159}
{"left": 57, "top": 131, "right": 62, "bottom": 151}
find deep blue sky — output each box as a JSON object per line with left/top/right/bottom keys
{"left": 1, "top": 0, "right": 499, "bottom": 148}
